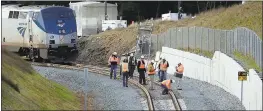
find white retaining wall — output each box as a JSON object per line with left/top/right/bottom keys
{"left": 159, "top": 47, "right": 262, "bottom": 110}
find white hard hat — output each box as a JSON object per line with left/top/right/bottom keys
{"left": 141, "top": 55, "right": 144, "bottom": 59}
{"left": 172, "top": 79, "right": 175, "bottom": 83}
{"left": 151, "top": 60, "right": 155, "bottom": 63}
{"left": 130, "top": 53, "right": 134, "bottom": 56}
{"left": 113, "top": 52, "right": 117, "bottom": 55}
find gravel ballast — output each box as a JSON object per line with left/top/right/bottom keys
{"left": 167, "top": 74, "right": 246, "bottom": 110}
{"left": 32, "top": 66, "right": 147, "bottom": 110}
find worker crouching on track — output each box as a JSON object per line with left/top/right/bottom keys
{"left": 148, "top": 60, "right": 156, "bottom": 90}
{"left": 121, "top": 58, "right": 129, "bottom": 87}
{"left": 137, "top": 55, "right": 147, "bottom": 85}
{"left": 159, "top": 58, "right": 169, "bottom": 82}
{"left": 108, "top": 52, "right": 120, "bottom": 80}
{"left": 128, "top": 53, "right": 137, "bottom": 79}
{"left": 175, "top": 63, "right": 184, "bottom": 90}
{"left": 161, "top": 79, "right": 175, "bottom": 95}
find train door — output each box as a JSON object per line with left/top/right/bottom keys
{"left": 28, "top": 11, "right": 34, "bottom": 47}
{"left": 27, "top": 11, "right": 36, "bottom": 61}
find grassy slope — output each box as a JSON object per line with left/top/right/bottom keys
{"left": 152, "top": 1, "right": 262, "bottom": 39}
{"left": 77, "top": 2, "right": 262, "bottom": 71}
{"left": 1, "top": 50, "right": 81, "bottom": 110}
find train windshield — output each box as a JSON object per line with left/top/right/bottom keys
{"left": 42, "top": 11, "right": 74, "bottom": 19}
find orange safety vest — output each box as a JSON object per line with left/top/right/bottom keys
{"left": 160, "top": 61, "right": 168, "bottom": 71}
{"left": 109, "top": 56, "right": 119, "bottom": 64}
{"left": 139, "top": 60, "right": 145, "bottom": 69}
{"left": 122, "top": 63, "right": 129, "bottom": 72}
{"left": 177, "top": 64, "right": 184, "bottom": 73}
{"left": 147, "top": 64, "right": 155, "bottom": 75}
{"left": 161, "top": 80, "right": 171, "bottom": 89}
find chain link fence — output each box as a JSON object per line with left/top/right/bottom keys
{"left": 150, "top": 26, "right": 262, "bottom": 70}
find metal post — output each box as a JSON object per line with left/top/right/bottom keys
{"left": 178, "top": 1, "right": 181, "bottom": 20}
{"left": 84, "top": 68, "right": 88, "bottom": 110}
{"left": 241, "top": 80, "right": 243, "bottom": 105}
{"left": 105, "top": 0, "right": 107, "bottom": 20}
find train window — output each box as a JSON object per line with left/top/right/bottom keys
{"left": 18, "top": 12, "right": 28, "bottom": 19}
{"left": 12, "top": 11, "right": 19, "bottom": 19}
{"left": 8, "top": 11, "right": 13, "bottom": 18}
{"left": 59, "top": 12, "right": 68, "bottom": 18}
{"left": 42, "top": 12, "right": 52, "bottom": 19}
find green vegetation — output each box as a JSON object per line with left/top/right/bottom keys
{"left": 179, "top": 48, "right": 262, "bottom": 71}
{"left": 233, "top": 51, "right": 262, "bottom": 71}
{"left": 152, "top": 2, "right": 262, "bottom": 39}
{"left": 1, "top": 50, "right": 81, "bottom": 110}
{"left": 179, "top": 48, "right": 214, "bottom": 58}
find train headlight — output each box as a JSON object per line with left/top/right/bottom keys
{"left": 50, "top": 35, "right": 54, "bottom": 39}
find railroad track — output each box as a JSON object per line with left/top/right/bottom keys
{"left": 30, "top": 62, "right": 181, "bottom": 111}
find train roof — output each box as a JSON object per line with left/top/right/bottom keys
{"left": 2, "top": 5, "right": 67, "bottom": 12}
{"left": 69, "top": 1, "right": 117, "bottom": 7}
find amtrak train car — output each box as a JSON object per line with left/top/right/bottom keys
{"left": 2, "top": 5, "right": 78, "bottom": 62}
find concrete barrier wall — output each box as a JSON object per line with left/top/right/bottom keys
{"left": 159, "top": 47, "right": 262, "bottom": 110}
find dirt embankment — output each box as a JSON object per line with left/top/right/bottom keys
{"left": 76, "top": 25, "right": 138, "bottom": 66}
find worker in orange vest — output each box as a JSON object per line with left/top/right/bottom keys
{"left": 147, "top": 60, "right": 156, "bottom": 90}
{"left": 121, "top": 58, "right": 129, "bottom": 87}
{"left": 161, "top": 79, "right": 175, "bottom": 95}
{"left": 108, "top": 52, "right": 120, "bottom": 79}
{"left": 158, "top": 57, "right": 169, "bottom": 82}
{"left": 175, "top": 63, "right": 184, "bottom": 90}
{"left": 137, "top": 55, "right": 146, "bottom": 85}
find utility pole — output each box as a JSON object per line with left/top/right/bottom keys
{"left": 105, "top": 0, "right": 107, "bottom": 20}
{"left": 178, "top": 0, "right": 182, "bottom": 20}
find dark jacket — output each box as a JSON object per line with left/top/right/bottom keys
{"left": 158, "top": 60, "right": 169, "bottom": 69}
{"left": 137, "top": 60, "right": 146, "bottom": 72}
{"left": 128, "top": 56, "right": 137, "bottom": 66}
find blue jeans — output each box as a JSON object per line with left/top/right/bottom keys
{"left": 160, "top": 70, "right": 167, "bottom": 82}
{"left": 123, "top": 72, "right": 129, "bottom": 87}
{"left": 110, "top": 65, "right": 117, "bottom": 79}
{"left": 158, "top": 70, "right": 161, "bottom": 80}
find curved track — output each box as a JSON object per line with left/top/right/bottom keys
{"left": 30, "top": 62, "right": 181, "bottom": 111}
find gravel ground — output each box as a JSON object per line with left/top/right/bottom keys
{"left": 32, "top": 66, "right": 147, "bottom": 110}
{"left": 167, "top": 74, "right": 246, "bottom": 110}
{"left": 133, "top": 73, "right": 175, "bottom": 110}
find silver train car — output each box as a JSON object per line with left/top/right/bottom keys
{"left": 2, "top": 5, "right": 78, "bottom": 62}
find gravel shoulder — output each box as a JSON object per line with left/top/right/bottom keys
{"left": 167, "top": 74, "right": 246, "bottom": 110}
{"left": 32, "top": 66, "right": 147, "bottom": 110}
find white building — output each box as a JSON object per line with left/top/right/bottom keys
{"left": 69, "top": 1, "right": 118, "bottom": 37}
{"left": 161, "top": 12, "right": 188, "bottom": 21}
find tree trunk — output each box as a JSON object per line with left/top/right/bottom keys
{"left": 197, "top": 1, "right": 200, "bottom": 13}
{"left": 156, "top": 1, "right": 161, "bottom": 18}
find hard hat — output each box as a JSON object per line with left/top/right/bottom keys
{"left": 130, "top": 53, "right": 134, "bottom": 56}
{"left": 141, "top": 55, "right": 144, "bottom": 59}
{"left": 171, "top": 79, "right": 175, "bottom": 83}
{"left": 151, "top": 60, "right": 155, "bottom": 63}
{"left": 113, "top": 52, "right": 117, "bottom": 55}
